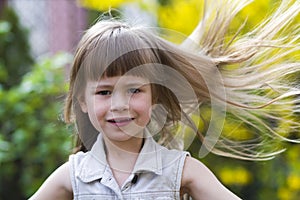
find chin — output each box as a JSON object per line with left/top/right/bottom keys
{"left": 107, "top": 129, "right": 144, "bottom": 142}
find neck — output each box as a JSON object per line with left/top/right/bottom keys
{"left": 103, "top": 135, "right": 144, "bottom": 176}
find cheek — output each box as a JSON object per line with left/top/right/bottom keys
{"left": 131, "top": 97, "right": 152, "bottom": 119}
{"left": 91, "top": 104, "right": 108, "bottom": 119}
{"left": 86, "top": 99, "right": 108, "bottom": 128}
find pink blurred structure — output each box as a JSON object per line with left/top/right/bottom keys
{"left": 4, "top": 0, "right": 87, "bottom": 57}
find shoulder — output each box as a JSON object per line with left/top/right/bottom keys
{"left": 29, "top": 162, "right": 73, "bottom": 200}
{"left": 181, "top": 156, "right": 211, "bottom": 191}
{"left": 181, "top": 156, "right": 241, "bottom": 199}
{"left": 52, "top": 162, "right": 73, "bottom": 191}
{"left": 41, "top": 161, "right": 72, "bottom": 191}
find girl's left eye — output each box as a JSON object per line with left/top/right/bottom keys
{"left": 128, "top": 88, "right": 141, "bottom": 94}
{"left": 96, "top": 90, "right": 112, "bottom": 95}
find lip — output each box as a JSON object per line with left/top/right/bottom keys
{"left": 107, "top": 117, "right": 135, "bottom": 127}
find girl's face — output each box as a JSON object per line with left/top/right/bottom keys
{"left": 80, "top": 75, "right": 152, "bottom": 142}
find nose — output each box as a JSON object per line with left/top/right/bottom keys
{"left": 110, "top": 92, "right": 129, "bottom": 112}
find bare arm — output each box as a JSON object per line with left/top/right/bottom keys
{"left": 181, "top": 156, "right": 241, "bottom": 200}
{"left": 28, "top": 162, "right": 73, "bottom": 200}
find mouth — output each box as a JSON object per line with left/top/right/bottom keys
{"left": 107, "top": 117, "right": 135, "bottom": 127}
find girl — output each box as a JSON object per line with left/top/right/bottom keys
{"left": 29, "top": 0, "right": 300, "bottom": 199}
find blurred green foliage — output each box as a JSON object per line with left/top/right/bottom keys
{"left": 0, "top": 7, "right": 73, "bottom": 199}
{"left": 0, "top": 53, "right": 73, "bottom": 199}
{"left": 0, "top": 7, "right": 33, "bottom": 90}
{"left": 0, "top": 7, "right": 73, "bottom": 198}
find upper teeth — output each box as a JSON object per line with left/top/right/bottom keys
{"left": 112, "top": 118, "right": 131, "bottom": 122}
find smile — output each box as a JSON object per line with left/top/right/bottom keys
{"left": 107, "top": 118, "right": 135, "bottom": 127}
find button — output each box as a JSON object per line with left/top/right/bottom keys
{"left": 122, "top": 184, "right": 130, "bottom": 191}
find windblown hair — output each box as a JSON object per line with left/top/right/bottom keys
{"left": 65, "top": 0, "right": 300, "bottom": 160}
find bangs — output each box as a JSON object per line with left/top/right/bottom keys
{"left": 82, "top": 29, "right": 163, "bottom": 81}
{"left": 104, "top": 48, "right": 161, "bottom": 78}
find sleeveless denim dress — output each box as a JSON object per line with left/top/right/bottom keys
{"left": 69, "top": 134, "right": 189, "bottom": 200}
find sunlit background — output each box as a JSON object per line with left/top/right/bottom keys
{"left": 0, "top": 0, "right": 299, "bottom": 199}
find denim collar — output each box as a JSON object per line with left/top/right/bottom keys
{"left": 77, "top": 132, "right": 163, "bottom": 183}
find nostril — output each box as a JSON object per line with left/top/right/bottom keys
{"left": 110, "top": 102, "right": 129, "bottom": 112}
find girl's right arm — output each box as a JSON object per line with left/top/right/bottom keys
{"left": 28, "top": 162, "right": 73, "bottom": 200}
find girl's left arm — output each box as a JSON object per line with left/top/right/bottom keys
{"left": 181, "top": 156, "right": 241, "bottom": 200}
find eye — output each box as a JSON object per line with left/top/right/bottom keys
{"left": 128, "top": 88, "right": 141, "bottom": 94}
{"left": 96, "top": 90, "right": 112, "bottom": 96}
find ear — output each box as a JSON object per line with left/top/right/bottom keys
{"left": 77, "top": 96, "right": 88, "bottom": 113}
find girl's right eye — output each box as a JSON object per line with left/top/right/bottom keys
{"left": 96, "top": 90, "right": 111, "bottom": 95}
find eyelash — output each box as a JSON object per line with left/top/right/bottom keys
{"left": 95, "top": 88, "right": 141, "bottom": 95}
{"left": 128, "top": 88, "right": 141, "bottom": 94}
{"left": 96, "top": 90, "right": 112, "bottom": 95}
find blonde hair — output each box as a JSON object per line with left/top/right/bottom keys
{"left": 65, "top": 0, "right": 300, "bottom": 160}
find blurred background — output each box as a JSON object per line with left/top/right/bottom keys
{"left": 0, "top": 0, "right": 299, "bottom": 199}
